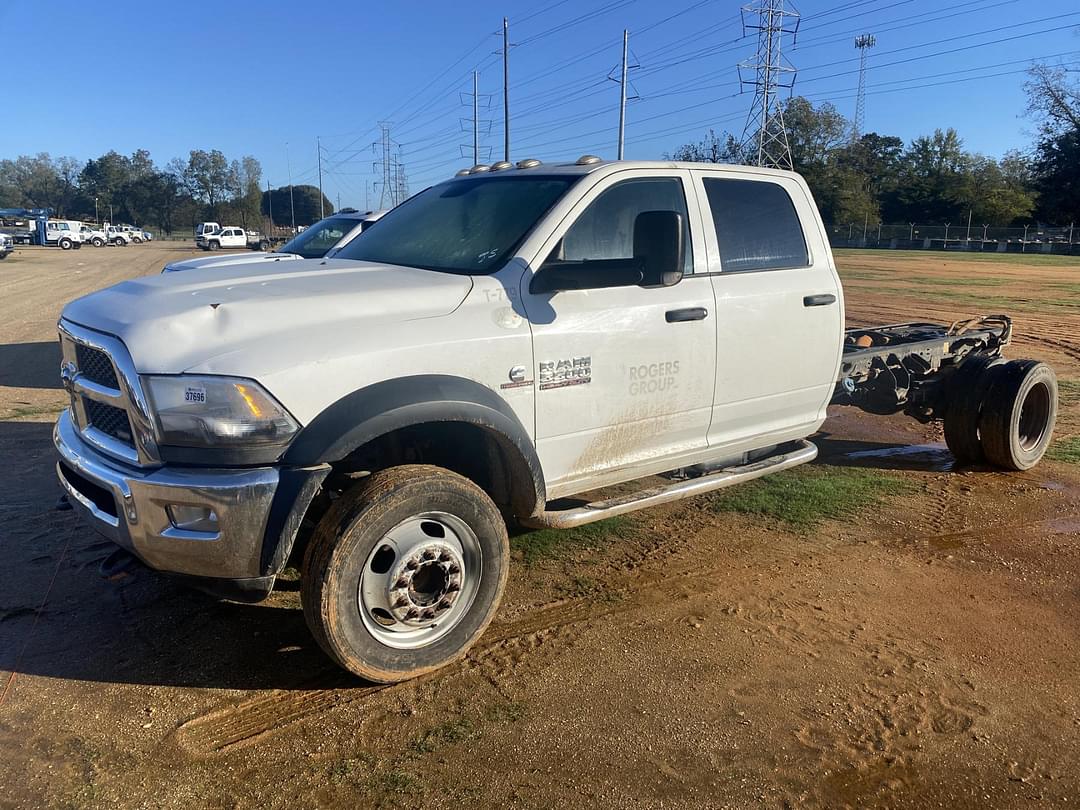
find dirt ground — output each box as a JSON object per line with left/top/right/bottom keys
{"left": 1, "top": 244, "right": 1078, "bottom": 809}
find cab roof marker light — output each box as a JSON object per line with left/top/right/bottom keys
{"left": 454, "top": 169, "right": 471, "bottom": 177}
{"left": 516, "top": 158, "right": 542, "bottom": 169}
{"left": 490, "top": 161, "right": 513, "bottom": 171}
{"left": 576, "top": 155, "right": 602, "bottom": 165}
{"left": 470, "top": 164, "right": 491, "bottom": 173}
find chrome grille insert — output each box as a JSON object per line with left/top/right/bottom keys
{"left": 84, "top": 399, "right": 134, "bottom": 444}
{"left": 75, "top": 343, "right": 120, "bottom": 390}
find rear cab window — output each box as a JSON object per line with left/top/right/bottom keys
{"left": 699, "top": 176, "right": 809, "bottom": 273}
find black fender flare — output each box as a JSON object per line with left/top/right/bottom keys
{"left": 283, "top": 374, "right": 546, "bottom": 515}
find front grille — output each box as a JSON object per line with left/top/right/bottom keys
{"left": 76, "top": 343, "right": 120, "bottom": 389}
{"left": 85, "top": 399, "right": 134, "bottom": 445}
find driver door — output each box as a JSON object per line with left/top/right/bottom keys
{"left": 519, "top": 170, "right": 716, "bottom": 497}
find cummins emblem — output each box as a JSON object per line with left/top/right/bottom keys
{"left": 500, "top": 364, "right": 533, "bottom": 390}
{"left": 539, "top": 356, "right": 591, "bottom": 390}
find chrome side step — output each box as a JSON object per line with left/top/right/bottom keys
{"left": 521, "top": 440, "right": 818, "bottom": 530}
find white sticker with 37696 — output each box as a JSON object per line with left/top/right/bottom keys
{"left": 184, "top": 386, "right": 207, "bottom": 404}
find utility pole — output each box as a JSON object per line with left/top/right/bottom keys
{"left": 852, "top": 34, "right": 876, "bottom": 142}
{"left": 317, "top": 135, "right": 324, "bottom": 220}
{"left": 502, "top": 16, "right": 510, "bottom": 162}
{"left": 473, "top": 70, "right": 480, "bottom": 164}
{"left": 738, "top": 0, "right": 801, "bottom": 169}
{"left": 285, "top": 142, "right": 296, "bottom": 233}
{"left": 337, "top": 193, "right": 341, "bottom": 212}
{"left": 618, "top": 30, "right": 629, "bottom": 159}
{"left": 966, "top": 209, "right": 973, "bottom": 241}
{"left": 266, "top": 180, "right": 273, "bottom": 230}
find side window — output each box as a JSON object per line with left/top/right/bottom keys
{"left": 553, "top": 177, "right": 693, "bottom": 276}
{"left": 702, "top": 178, "right": 809, "bottom": 273}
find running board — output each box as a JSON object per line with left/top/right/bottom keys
{"left": 521, "top": 440, "right": 818, "bottom": 530}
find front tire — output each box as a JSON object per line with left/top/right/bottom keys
{"left": 207, "top": 240, "right": 220, "bottom": 251}
{"left": 58, "top": 237, "right": 72, "bottom": 250}
{"left": 301, "top": 465, "right": 509, "bottom": 683}
{"left": 91, "top": 237, "right": 105, "bottom": 247}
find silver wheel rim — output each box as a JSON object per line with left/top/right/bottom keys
{"left": 358, "top": 512, "right": 482, "bottom": 650}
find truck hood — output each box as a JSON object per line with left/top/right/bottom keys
{"left": 162, "top": 252, "right": 302, "bottom": 273}
{"left": 62, "top": 258, "right": 474, "bottom": 373}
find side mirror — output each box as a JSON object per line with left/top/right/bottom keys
{"left": 633, "top": 210, "right": 684, "bottom": 287}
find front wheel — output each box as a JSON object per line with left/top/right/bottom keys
{"left": 131, "top": 236, "right": 142, "bottom": 244}
{"left": 207, "top": 240, "right": 219, "bottom": 251}
{"left": 58, "top": 237, "right": 72, "bottom": 250}
{"left": 112, "top": 237, "right": 126, "bottom": 247}
{"left": 301, "top": 465, "right": 509, "bottom": 683}
{"left": 91, "top": 237, "right": 105, "bottom": 247}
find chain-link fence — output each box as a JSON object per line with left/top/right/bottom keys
{"left": 828, "top": 222, "right": 1080, "bottom": 255}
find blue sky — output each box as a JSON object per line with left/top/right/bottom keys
{"left": 3, "top": 0, "right": 1078, "bottom": 209}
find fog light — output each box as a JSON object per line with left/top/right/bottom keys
{"left": 167, "top": 504, "right": 219, "bottom": 533}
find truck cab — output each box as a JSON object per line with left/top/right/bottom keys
{"left": 40, "top": 219, "right": 84, "bottom": 249}
{"left": 51, "top": 158, "right": 1056, "bottom": 684}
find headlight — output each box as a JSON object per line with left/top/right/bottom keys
{"left": 143, "top": 375, "right": 299, "bottom": 450}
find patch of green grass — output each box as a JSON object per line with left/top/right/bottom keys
{"left": 483, "top": 701, "right": 526, "bottom": 724}
{"left": 833, "top": 248, "right": 1080, "bottom": 266}
{"left": 511, "top": 516, "right": 633, "bottom": 565}
{"left": 1046, "top": 437, "right": 1080, "bottom": 464}
{"left": 906, "top": 275, "right": 1010, "bottom": 288}
{"left": 709, "top": 465, "right": 915, "bottom": 532}
{"left": 5, "top": 403, "right": 66, "bottom": 419}
{"left": 408, "top": 717, "right": 478, "bottom": 755}
{"left": 1060, "top": 379, "right": 1080, "bottom": 406}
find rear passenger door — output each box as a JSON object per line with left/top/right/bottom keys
{"left": 692, "top": 170, "right": 843, "bottom": 451}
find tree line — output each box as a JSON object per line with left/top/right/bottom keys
{"left": 670, "top": 63, "right": 1079, "bottom": 231}
{"left": 0, "top": 149, "right": 333, "bottom": 233}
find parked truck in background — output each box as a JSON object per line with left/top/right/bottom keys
{"left": 163, "top": 209, "right": 386, "bottom": 273}
{"left": 0, "top": 232, "right": 13, "bottom": 259}
{"left": 52, "top": 158, "right": 1057, "bottom": 684}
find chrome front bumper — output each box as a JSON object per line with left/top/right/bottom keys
{"left": 54, "top": 410, "right": 279, "bottom": 579}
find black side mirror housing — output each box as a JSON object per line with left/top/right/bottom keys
{"left": 530, "top": 208, "right": 685, "bottom": 294}
{"left": 633, "top": 210, "right": 684, "bottom": 287}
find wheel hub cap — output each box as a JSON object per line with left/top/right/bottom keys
{"left": 387, "top": 542, "right": 464, "bottom": 626}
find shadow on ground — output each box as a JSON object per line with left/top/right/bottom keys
{"left": 0, "top": 342, "right": 62, "bottom": 390}
{"left": 0, "top": 418, "right": 345, "bottom": 692}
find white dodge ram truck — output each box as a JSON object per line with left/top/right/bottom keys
{"left": 52, "top": 158, "right": 1057, "bottom": 682}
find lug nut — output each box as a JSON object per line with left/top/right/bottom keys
{"left": 421, "top": 608, "right": 436, "bottom": 620}
{"left": 406, "top": 560, "right": 419, "bottom": 570}
{"left": 437, "top": 599, "right": 452, "bottom": 611}
{"left": 393, "top": 597, "right": 410, "bottom": 608}
{"left": 447, "top": 582, "right": 460, "bottom": 592}
{"left": 405, "top": 608, "right": 420, "bottom": 620}
{"left": 439, "top": 551, "right": 453, "bottom": 562}
{"left": 447, "top": 563, "right": 461, "bottom": 574}
{"left": 422, "top": 549, "right": 437, "bottom": 560}
{"left": 394, "top": 577, "right": 409, "bottom": 588}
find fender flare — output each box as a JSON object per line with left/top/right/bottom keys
{"left": 283, "top": 374, "right": 546, "bottom": 514}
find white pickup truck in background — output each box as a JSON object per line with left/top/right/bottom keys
{"left": 163, "top": 209, "right": 386, "bottom": 273}
{"left": 52, "top": 158, "right": 1057, "bottom": 684}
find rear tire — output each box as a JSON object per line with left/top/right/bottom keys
{"left": 942, "top": 354, "right": 1004, "bottom": 464}
{"left": 91, "top": 237, "right": 105, "bottom": 247}
{"left": 302, "top": 465, "right": 509, "bottom": 683}
{"left": 132, "top": 236, "right": 142, "bottom": 244}
{"left": 58, "top": 237, "right": 72, "bottom": 250}
{"left": 112, "top": 237, "right": 125, "bottom": 247}
{"left": 258, "top": 240, "right": 271, "bottom": 251}
{"left": 979, "top": 360, "right": 1057, "bottom": 471}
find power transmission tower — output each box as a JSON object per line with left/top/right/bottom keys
{"left": 737, "top": 0, "right": 800, "bottom": 169}
{"left": 316, "top": 135, "right": 324, "bottom": 219}
{"left": 460, "top": 71, "right": 493, "bottom": 164}
{"left": 395, "top": 157, "right": 409, "bottom": 204}
{"left": 852, "top": 34, "right": 876, "bottom": 142}
{"left": 372, "top": 122, "right": 400, "bottom": 208}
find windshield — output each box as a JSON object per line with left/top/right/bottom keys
{"left": 280, "top": 216, "right": 357, "bottom": 258}
{"left": 335, "top": 175, "right": 576, "bottom": 274}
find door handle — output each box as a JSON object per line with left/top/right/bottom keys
{"left": 803, "top": 293, "right": 837, "bottom": 307}
{"left": 666, "top": 307, "right": 709, "bottom": 323}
